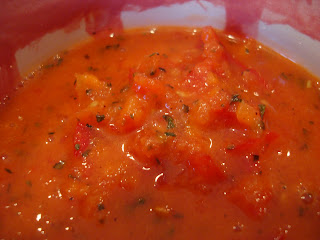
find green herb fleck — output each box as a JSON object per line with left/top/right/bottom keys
{"left": 56, "top": 58, "right": 63, "bottom": 66}
{"left": 231, "top": 94, "right": 242, "bottom": 103}
{"left": 43, "top": 63, "right": 55, "bottom": 69}
{"left": 130, "top": 113, "right": 134, "bottom": 119}
{"left": 302, "top": 128, "right": 309, "bottom": 135}
{"left": 258, "top": 104, "right": 266, "bottom": 119}
{"left": 86, "top": 124, "right": 92, "bottom": 128}
{"left": 107, "top": 82, "right": 112, "bottom": 87}
{"left": 159, "top": 67, "right": 166, "bottom": 72}
{"left": 298, "top": 206, "right": 305, "bottom": 217}
{"left": 182, "top": 104, "right": 189, "bottom": 113}
{"left": 165, "top": 132, "right": 176, "bottom": 137}
{"left": 88, "top": 66, "right": 98, "bottom": 71}
{"left": 120, "top": 85, "right": 129, "bottom": 93}
{"left": 280, "top": 72, "right": 288, "bottom": 80}
{"left": 245, "top": 48, "right": 250, "bottom": 54}
{"left": 105, "top": 44, "right": 120, "bottom": 50}
{"left": 75, "top": 144, "right": 80, "bottom": 151}
{"left": 150, "top": 70, "right": 156, "bottom": 76}
{"left": 149, "top": 52, "right": 159, "bottom": 57}
{"left": 96, "top": 114, "right": 105, "bottom": 123}
{"left": 138, "top": 197, "right": 146, "bottom": 205}
{"left": 253, "top": 155, "right": 260, "bottom": 161}
{"left": 226, "top": 144, "right": 235, "bottom": 150}
{"left": 163, "top": 115, "right": 175, "bottom": 129}
{"left": 26, "top": 180, "right": 32, "bottom": 187}
{"left": 53, "top": 160, "right": 65, "bottom": 170}
{"left": 48, "top": 132, "right": 55, "bottom": 135}
{"left": 173, "top": 212, "right": 184, "bottom": 219}
{"left": 97, "top": 203, "right": 105, "bottom": 211}
{"left": 82, "top": 149, "right": 90, "bottom": 157}
{"left": 85, "top": 89, "right": 92, "bottom": 95}
{"left": 155, "top": 158, "right": 161, "bottom": 165}
{"left": 68, "top": 174, "right": 77, "bottom": 179}
{"left": 5, "top": 168, "right": 12, "bottom": 174}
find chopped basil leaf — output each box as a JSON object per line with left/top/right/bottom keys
{"left": 88, "top": 66, "right": 98, "bottom": 71}
{"left": 86, "top": 123, "right": 92, "bottom": 128}
{"left": 173, "top": 212, "right": 184, "bottom": 219}
{"left": 48, "top": 132, "right": 55, "bottom": 135}
{"left": 75, "top": 144, "right": 80, "bottom": 150}
{"left": 96, "top": 114, "right": 105, "bottom": 123}
{"left": 253, "top": 155, "right": 260, "bottom": 161}
{"left": 120, "top": 85, "right": 129, "bottom": 93}
{"left": 159, "top": 67, "right": 166, "bottom": 72}
{"left": 56, "top": 58, "right": 63, "bottom": 66}
{"left": 258, "top": 104, "right": 266, "bottom": 119}
{"left": 226, "top": 144, "right": 235, "bottom": 150}
{"left": 82, "top": 149, "right": 90, "bottom": 157}
{"left": 68, "top": 174, "right": 77, "bottom": 179}
{"left": 280, "top": 72, "right": 289, "bottom": 80}
{"left": 105, "top": 44, "right": 120, "bottom": 50}
{"left": 182, "top": 104, "right": 189, "bottom": 113}
{"left": 26, "top": 180, "right": 32, "bottom": 186}
{"left": 43, "top": 63, "right": 55, "bottom": 69}
{"left": 231, "top": 94, "right": 242, "bottom": 103}
{"left": 149, "top": 52, "right": 160, "bottom": 57}
{"left": 163, "top": 115, "right": 175, "bottom": 129}
{"left": 97, "top": 203, "right": 105, "bottom": 211}
{"left": 53, "top": 160, "right": 65, "bottom": 170}
{"left": 245, "top": 48, "right": 250, "bottom": 54}
{"left": 85, "top": 89, "right": 92, "bottom": 95}
{"left": 4, "top": 168, "right": 12, "bottom": 174}
{"left": 165, "top": 132, "right": 176, "bottom": 137}
{"left": 138, "top": 197, "right": 146, "bottom": 205}
{"left": 150, "top": 70, "right": 156, "bottom": 76}
{"left": 130, "top": 113, "right": 134, "bottom": 119}
{"left": 298, "top": 206, "right": 305, "bottom": 216}
{"left": 166, "top": 84, "right": 174, "bottom": 89}
{"left": 302, "top": 128, "right": 309, "bottom": 135}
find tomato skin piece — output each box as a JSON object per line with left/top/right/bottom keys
{"left": 73, "top": 122, "right": 91, "bottom": 157}
{"left": 133, "top": 73, "right": 165, "bottom": 97}
{"left": 227, "top": 176, "right": 273, "bottom": 218}
{"left": 188, "top": 154, "right": 226, "bottom": 184}
{"left": 231, "top": 131, "right": 278, "bottom": 153}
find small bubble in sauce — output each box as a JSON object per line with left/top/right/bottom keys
{"left": 301, "top": 192, "right": 313, "bottom": 204}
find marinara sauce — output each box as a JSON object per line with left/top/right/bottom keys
{"left": 0, "top": 27, "right": 320, "bottom": 239}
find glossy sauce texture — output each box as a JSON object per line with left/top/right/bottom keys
{"left": 0, "top": 27, "right": 320, "bottom": 239}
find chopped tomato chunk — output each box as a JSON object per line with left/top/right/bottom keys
{"left": 227, "top": 176, "right": 273, "bottom": 218}
{"left": 188, "top": 154, "right": 226, "bottom": 184}
{"left": 73, "top": 122, "right": 91, "bottom": 157}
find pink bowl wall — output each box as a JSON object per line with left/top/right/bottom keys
{"left": 0, "top": 0, "right": 319, "bottom": 100}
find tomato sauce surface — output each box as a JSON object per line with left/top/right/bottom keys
{"left": 1, "top": 26, "right": 320, "bottom": 239}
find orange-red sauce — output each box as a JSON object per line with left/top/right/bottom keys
{"left": 0, "top": 26, "right": 320, "bottom": 239}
